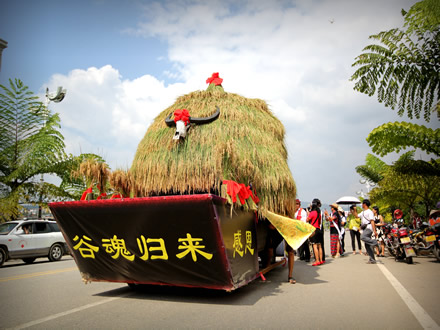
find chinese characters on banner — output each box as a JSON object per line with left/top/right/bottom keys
{"left": 73, "top": 230, "right": 253, "bottom": 261}
{"left": 232, "top": 230, "right": 254, "bottom": 257}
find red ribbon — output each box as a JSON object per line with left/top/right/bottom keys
{"left": 206, "top": 72, "right": 223, "bottom": 86}
{"left": 250, "top": 189, "right": 260, "bottom": 204}
{"left": 223, "top": 180, "right": 259, "bottom": 204}
{"left": 80, "top": 187, "right": 93, "bottom": 201}
{"left": 223, "top": 180, "right": 240, "bottom": 203}
{"left": 97, "top": 192, "right": 107, "bottom": 200}
{"left": 174, "top": 109, "right": 190, "bottom": 126}
{"left": 110, "top": 193, "right": 129, "bottom": 199}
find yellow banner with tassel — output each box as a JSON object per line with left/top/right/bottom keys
{"left": 266, "top": 211, "right": 316, "bottom": 250}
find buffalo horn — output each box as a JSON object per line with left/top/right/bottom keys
{"left": 190, "top": 106, "right": 220, "bottom": 125}
{"left": 165, "top": 113, "right": 176, "bottom": 127}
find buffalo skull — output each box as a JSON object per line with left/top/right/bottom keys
{"left": 165, "top": 106, "right": 220, "bottom": 140}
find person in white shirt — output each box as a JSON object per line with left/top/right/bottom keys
{"left": 359, "top": 199, "right": 378, "bottom": 264}
{"left": 295, "top": 199, "right": 310, "bottom": 262}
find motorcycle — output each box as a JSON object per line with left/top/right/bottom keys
{"left": 431, "top": 223, "right": 440, "bottom": 262}
{"left": 409, "top": 222, "right": 437, "bottom": 257}
{"left": 382, "top": 223, "right": 396, "bottom": 257}
{"left": 391, "top": 225, "right": 416, "bottom": 264}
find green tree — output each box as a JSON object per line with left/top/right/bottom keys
{"left": 0, "top": 79, "right": 106, "bottom": 220}
{"left": 355, "top": 153, "right": 387, "bottom": 184}
{"left": 368, "top": 152, "right": 440, "bottom": 219}
{"left": 357, "top": 152, "right": 440, "bottom": 220}
{"left": 0, "top": 79, "right": 65, "bottom": 219}
{"left": 350, "top": 0, "right": 440, "bottom": 121}
{"left": 352, "top": 0, "right": 440, "bottom": 217}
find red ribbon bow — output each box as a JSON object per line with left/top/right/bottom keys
{"left": 174, "top": 109, "right": 190, "bottom": 126}
{"left": 206, "top": 72, "right": 223, "bottom": 86}
{"left": 223, "top": 180, "right": 259, "bottom": 205}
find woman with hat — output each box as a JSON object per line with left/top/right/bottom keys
{"left": 324, "top": 204, "right": 341, "bottom": 258}
{"left": 429, "top": 209, "right": 440, "bottom": 226}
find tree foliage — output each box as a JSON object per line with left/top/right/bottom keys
{"left": 367, "top": 121, "right": 440, "bottom": 157}
{"left": 403, "top": 0, "right": 440, "bottom": 35}
{"left": 393, "top": 156, "right": 440, "bottom": 177}
{"left": 353, "top": 0, "right": 440, "bottom": 218}
{"left": 365, "top": 152, "right": 440, "bottom": 217}
{"left": 0, "top": 79, "right": 67, "bottom": 218}
{"left": 351, "top": 0, "right": 440, "bottom": 121}
{"left": 355, "top": 153, "right": 388, "bottom": 184}
{"left": 0, "top": 79, "right": 106, "bottom": 220}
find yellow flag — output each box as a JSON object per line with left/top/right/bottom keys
{"left": 266, "top": 211, "right": 315, "bottom": 250}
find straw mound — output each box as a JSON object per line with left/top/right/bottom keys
{"left": 130, "top": 87, "right": 296, "bottom": 217}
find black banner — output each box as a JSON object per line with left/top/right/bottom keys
{"left": 49, "top": 194, "right": 259, "bottom": 290}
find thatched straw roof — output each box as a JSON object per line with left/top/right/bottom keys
{"left": 130, "top": 85, "right": 296, "bottom": 217}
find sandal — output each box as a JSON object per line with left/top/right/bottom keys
{"left": 288, "top": 277, "right": 296, "bottom": 284}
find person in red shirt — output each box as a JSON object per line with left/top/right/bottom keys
{"left": 308, "top": 202, "right": 324, "bottom": 266}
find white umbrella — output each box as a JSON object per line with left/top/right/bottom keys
{"left": 336, "top": 196, "right": 361, "bottom": 205}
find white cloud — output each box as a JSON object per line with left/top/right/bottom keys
{"left": 45, "top": 0, "right": 424, "bottom": 203}
{"left": 44, "top": 65, "right": 192, "bottom": 169}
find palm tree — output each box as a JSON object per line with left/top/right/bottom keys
{"left": 1, "top": 79, "right": 66, "bottom": 219}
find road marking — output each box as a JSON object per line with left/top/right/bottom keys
{"left": 9, "top": 292, "right": 131, "bottom": 330}
{"left": 0, "top": 267, "right": 77, "bottom": 282}
{"left": 377, "top": 263, "right": 439, "bottom": 330}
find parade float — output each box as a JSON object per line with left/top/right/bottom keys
{"left": 49, "top": 73, "right": 314, "bottom": 291}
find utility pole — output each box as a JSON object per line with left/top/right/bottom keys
{"left": 38, "top": 86, "right": 67, "bottom": 218}
{"left": 0, "top": 39, "right": 7, "bottom": 72}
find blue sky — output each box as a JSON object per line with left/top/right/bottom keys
{"left": 1, "top": 0, "right": 434, "bottom": 205}
{"left": 0, "top": 0, "right": 171, "bottom": 90}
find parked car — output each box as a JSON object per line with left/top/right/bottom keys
{"left": 0, "top": 220, "right": 68, "bottom": 266}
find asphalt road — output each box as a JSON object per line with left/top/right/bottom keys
{"left": 1, "top": 236, "right": 439, "bottom": 330}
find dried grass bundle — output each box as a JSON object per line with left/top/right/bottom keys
{"left": 109, "top": 169, "right": 134, "bottom": 197}
{"left": 131, "top": 87, "right": 296, "bottom": 217}
{"left": 72, "top": 159, "right": 110, "bottom": 195}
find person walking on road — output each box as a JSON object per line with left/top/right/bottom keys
{"left": 312, "top": 198, "right": 326, "bottom": 262}
{"left": 307, "top": 201, "right": 324, "bottom": 266}
{"left": 295, "top": 199, "right": 310, "bottom": 262}
{"left": 348, "top": 205, "right": 362, "bottom": 254}
{"left": 373, "top": 206, "right": 385, "bottom": 257}
{"left": 360, "top": 199, "right": 378, "bottom": 264}
{"left": 324, "top": 204, "right": 341, "bottom": 258}
{"left": 338, "top": 206, "right": 346, "bottom": 255}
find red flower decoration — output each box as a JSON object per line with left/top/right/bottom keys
{"left": 174, "top": 109, "right": 190, "bottom": 126}
{"left": 206, "top": 72, "right": 223, "bottom": 86}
